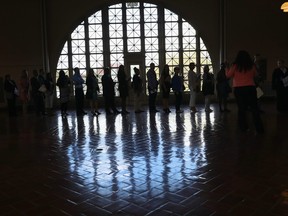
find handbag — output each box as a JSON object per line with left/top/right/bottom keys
{"left": 38, "top": 84, "right": 47, "bottom": 93}
{"left": 256, "top": 87, "right": 264, "bottom": 98}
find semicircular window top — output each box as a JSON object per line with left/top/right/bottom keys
{"left": 56, "top": 2, "right": 212, "bottom": 97}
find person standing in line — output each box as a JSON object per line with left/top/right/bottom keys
{"left": 216, "top": 63, "right": 231, "bottom": 112}
{"left": 188, "top": 62, "right": 200, "bottom": 113}
{"left": 102, "top": 67, "right": 120, "bottom": 115}
{"left": 146, "top": 63, "right": 159, "bottom": 113}
{"left": 159, "top": 64, "right": 171, "bottom": 113}
{"left": 117, "top": 65, "right": 130, "bottom": 114}
{"left": 86, "top": 68, "right": 101, "bottom": 116}
{"left": 19, "top": 69, "right": 30, "bottom": 115}
{"left": 202, "top": 65, "right": 215, "bottom": 112}
{"left": 72, "top": 67, "right": 86, "bottom": 116}
{"left": 272, "top": 59, "right": 288, "bottom": 113}
{"left": 4, "top": 74, "right": 18, "bottom": 117}
{"left": 44, "top": 72, "right": 55, "bottom": 115}
{"left": 132, "top": 67, "right": 144, "bottom": 113}
{"left": 56, "top": 70, "right": 71, "bottom": 117}
{"left": 171, "top": 66, "right": 184, "bottom": 113}
{"left": 30, "top": 69, "right": 46, "bottom": 116}
{"left": 226, "top": 50, "right": 264, "bottom": 134}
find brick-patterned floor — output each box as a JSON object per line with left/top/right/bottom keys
{"left": 0, "top": 102, "right": 288, "bottom": 216}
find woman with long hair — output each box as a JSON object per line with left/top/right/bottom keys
{"left": 226, "top": 50, "right": 264, "bottom": 134}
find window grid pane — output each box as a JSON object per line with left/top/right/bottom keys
{"left": 126, "top": 8, "right": 140, "bottom": 23}
{"left": 88, "top": 11, "right": 102, "bottom": 24}
{"left": 72, "top": 55, "right": 86, "bottom": 68}
{"left": 56, "top": 3, "right": 213, "bottom": 94}
{"left": 71, "top": 25, "right": 85, "bottom": 39}
{"left": 71, "top": 40, "right": 86, "bottom": 54}
{"left": 88, "top": 24, "right": 103, "bottom": 38}
{"left": 165, "top": 37, "right": 179, "bottom": 51}
{"left": 57, "top": 55, "right": 69, "bottom": 69}
{"left": 89, "top": 39, "right": 103, "bottom": 53}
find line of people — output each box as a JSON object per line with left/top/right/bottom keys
{"left": 3, "top": 54, "right": 288, "bottom": 136}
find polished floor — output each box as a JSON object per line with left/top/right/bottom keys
{"left": 1, "top": 101, "right": 288, "bottom": 216}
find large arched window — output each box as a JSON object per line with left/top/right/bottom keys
{"left": 56, "top": 2, "right": 212, "bottom": 96}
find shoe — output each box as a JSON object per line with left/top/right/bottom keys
{"left": 205, "top": 108, "right": 213, "bottom": 112}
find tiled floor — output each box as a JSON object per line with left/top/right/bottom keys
{"left": 0, "top": 102, "right": 288, "bottom": 216}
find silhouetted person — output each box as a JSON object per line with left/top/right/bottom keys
{"left": 117, "top": 65, "right": 129, "bottom": 114}
{"left": 132, "top": 67, "right": 144, "bottom": 113}
{"left": 226, "top": 50, "right": 264, "bottom": 134}
{"left": 272, "top": 59, "right": 288, "bottom": 113}
{"left": 188, "top": 62, "right": 200, "bottom": 113}
{"left": 4, "top": 74, "right": 18, "bottom": 117}
{"left": 171, "top": 66, "right": 184, "bottom": 113}
{"left": 57, "top": 70, "right": 71, "bottom": 117}
{"left": 147, "top": 63, "right": 159, "bottom": 113}
{"left": 202, "top": 65, "right": 214, "bottom": 113}
{"left": 102, "top": 67, "right": 120, "bottom": 115}
{"left": 86, "top": 68, "right": 101, "bottom": 116}
{"left": 19, "top": 69, "right": 30, "bottom": 115}
{"left": 216, "top": 63, "right": 231, "bottom": 112}
{"left": 159, "top": 64, "right": 171, "bottom": 113}
{"left": 72, "top": 67, "right": 86, "bottom": 116}
{"left": 30, "top": 69, "right": 46, "bottom": 116}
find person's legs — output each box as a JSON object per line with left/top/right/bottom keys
{"left": 234, "top": 87, "right": 248, "bottom": 131}
{"left": 189, "top": 90, "right": 197, "bottom": 112}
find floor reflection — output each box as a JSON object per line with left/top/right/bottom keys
{"left": 55, "top": 110, "right": 211, "bottom": 200}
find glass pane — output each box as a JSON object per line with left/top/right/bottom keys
{"left": 88, "top": 11, "right": 102, "bottom": 24}
{"left": 165, "top": 22, "right": 179, "bottom": 37}
{"left": 145, "top": 37, "right": 159, "bottom": 52}
{"left": 126, "top": 2, "right": 139, "bottom": 8}
{"left": 145, "top": 52, "right": 159, "bottom": 66}
{"left": 127, "top": 38, "right": 141, "bottom": 52}
{"left": 109, "top": 8, "right": 122, "bottom": 23}
{"left": 164, "top": 9, "right": 178, "bottom": 22}
{"left": 71, "top": 25, "right": 85, "bottom": 39}
{"left": 200, "top": 51, "right": 212, "bottom": 65}
{"left": 144, "top": 7, "right": 158, "bottom": 22}
{"left": 110, "top": 53, "right": 124, "bottom": 67}
{"left": 89, "top": 39, "right": 103, "bottom": 53}
{"left": 60, "top": 42, "right": 68, "bottom": 55}
{"left": 57, "top": 55, "right": 69, "bottom": 69}
{"left": 165, "top": 52, "right": 179, "bottom": 66}
{"left": 88, "top": 24, "right": 103, "bottom": 38}
{"left": 109, "top": 24, "right": 123, "bottom": 38}
{"left": 200, "top": 38, "right": 207, "bottom": 50}
{"left": 90, "top": 54, "right": 104, "bottom": 68}
{"left": 72, "top": 55, "right": 86, "bottom": 68}
{"left": 165, "top": 37, "right": 179, "bottom": 51}
{"left": 182, "top": 37, "right": 197, "bottom": 50}
{"left": 71, "top": 40, "right": 86, "bottom": 54}
{"left": 110, "top": 38, "right": 124, "bottom": 53}
{"left": 182, "top": 21, "right": 196, "bottom": 36}
{"left": 183, "top": 51, "right": 197, "bottom": 65}
{"left": 126, "top": 8, "right": 140, "bottom": 22}
{"left": 127, "top": 23, "right": 141, "bottom": 38}
{"left": 144, "top": 23, "right": 158, "bottom": 37}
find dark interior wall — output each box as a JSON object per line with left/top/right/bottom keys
{"left": 226, "top": 0, "right": 288, "bottom": 76}
{"left": 0, "top": 0, "right": 287, "bottom": 107}
{"left": 0, "top": 0, "right": 42, "bottom": 75}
